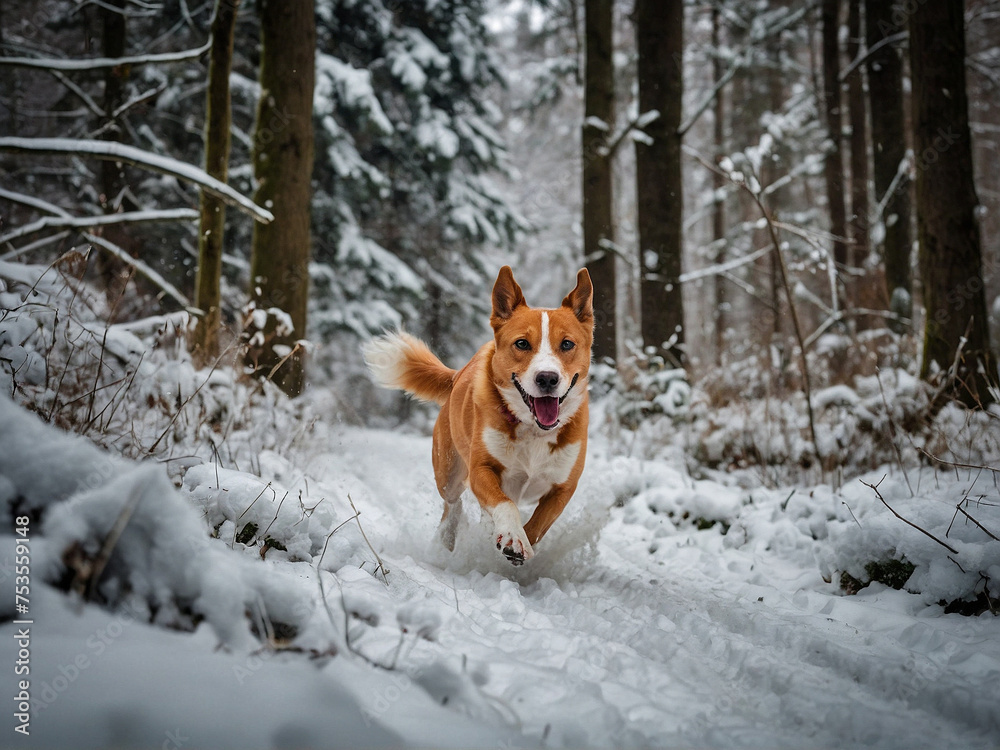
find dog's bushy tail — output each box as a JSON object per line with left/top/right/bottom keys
{"left": 362, "top": 331, "right": 455, "bottom": 406}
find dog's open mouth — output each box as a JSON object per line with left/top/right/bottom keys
{"left": 511, "top": 374, "right": 578, "bottom": 430}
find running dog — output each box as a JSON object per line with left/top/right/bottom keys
{"left": 363, "top": 266, "right": 593, "bottom": 565}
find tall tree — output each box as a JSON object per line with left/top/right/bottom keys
{"left": 192, "top": 0, "right": 240, "bottom": 365}
{"left": 582, "top": 0, "right": 616, "bottom": 364}
{"left": 245, "top": 0, "right": 315, "bottom": 396}
{"left": 909, "top": 0, "right": 997, "bottom": 406}
{"left": 711, "top": 4, "right": 728, "bottom": 365}
{"left": 866, "top": 0, "right": 911, "bottom": 331}
{"left": 845, "top": 0, "right": 868, "bottom": 285}
{"left": 96, "top": 0, "right": 131, "bottom": 304}
{"left": 821, "top": 0, "right": 848, "bottom": 307}
{"left": 635, "top": 0, "right": 685, "bottom": 365}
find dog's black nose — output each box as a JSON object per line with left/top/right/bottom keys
{"left": 535, "top": 370, "right": 560, "bottom": 394}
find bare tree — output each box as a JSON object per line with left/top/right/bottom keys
{"left": 95, "top": 0, "right": 131, "bottom": 305}
{"left": 866, "top": 0, "right": 911, "bottom": 330}
{"left": 244, "top": 0, "right": 315, "bottom": 396}
{"left": 909, "top": 0, "right": 997, "bottom": 405}
{"left": 711, "top": 4, "right": 728, "bottom": 365}
{"left": 845, "top": 0, "right": 869, "bottom": 295}
{"left": 582, "top": 0, "right": 616, "bottom": 364}
{"left": 821, "top": 0, "right": 848, "bottom": 307}
{"left": 635, "top": 0, "right": 685, "bottom": 365}
{"left": 192, "top": 0, "right": 241, "bottom": 365}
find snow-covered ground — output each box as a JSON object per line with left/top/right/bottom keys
{"left": 2, "top": 260, "right": 1000, "bottom": 748}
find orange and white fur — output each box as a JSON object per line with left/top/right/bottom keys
{"left": 363, "top": 266, "right": 593, "bottom": 565}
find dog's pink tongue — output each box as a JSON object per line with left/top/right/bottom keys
{"left": 533, "top": 396, "right": 560, "bottom": 427}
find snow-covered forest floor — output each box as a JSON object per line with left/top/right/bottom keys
{"left": 2, "top": 259, "right": 1000, "bottom": 749}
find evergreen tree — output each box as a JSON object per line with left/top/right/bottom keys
{"left": 311, "top": 0, "right": 525, "bottom": 362}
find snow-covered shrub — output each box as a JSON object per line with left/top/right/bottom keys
{"left": 181, "top": 461, "right": 383, "bottom": 576}
{"left": 605, "top": 349, "right": 691, "bottom": 430}
{"left": 678, "top": 326, "right": 999, "bottom": 483}
{"left": 827, "top": 469, "right": 1000, "bottom": 614}
{"left": 0, "top": 259, "right": 339, "bottom": 461}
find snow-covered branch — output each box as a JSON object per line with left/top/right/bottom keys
{"left": 0, "top": 187, "right": 71, "bottom": 218}
{"left": 83, "top": 232, "right": 191, "bottom": 310}
{"left": 0, "top": 208, "right": 199, "bottom": 246}
{"left": 0, "top": 138, "right": 273, "bottom": 224}
{"left": 678, "top": 245, "right": 770, "bottom": 283}
{"left": 0, "top": 40, "right": 212, "bottom": 71}
{"left": 602, "top": 109, "right": 659, "bottom": 157}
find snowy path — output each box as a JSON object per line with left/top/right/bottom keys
{"left": 322, "top": 426, "right": 1000, "bottom": 748}
{"left": 3, "top": 394, "right": 998, "bottom": 749}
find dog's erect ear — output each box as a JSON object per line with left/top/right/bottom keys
{"left": 561, "top": 268, "right": 594, "bottom": 325}
{"left": 491, "top": 266, "right": 526, "bottom": 329}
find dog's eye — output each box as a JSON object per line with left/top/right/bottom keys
{"left": 514, "top": 339, "right": 531, "bottom": 351}
{"left": 560, "top": 339, "right": 575, "bottom": 352}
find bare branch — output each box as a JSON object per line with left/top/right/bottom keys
{"left": 861, "top": 477, "right": 960, "bottom": 555}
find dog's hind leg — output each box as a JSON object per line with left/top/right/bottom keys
{"left": 435, "top": 453, "right": 467, "bottom": 551}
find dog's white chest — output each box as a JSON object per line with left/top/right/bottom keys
{"left": 481, "top": 427, "right": 580, "bottom": 505}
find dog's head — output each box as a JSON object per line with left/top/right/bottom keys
{"left": 489, "top": 266, "right": 594, "bottom": 431}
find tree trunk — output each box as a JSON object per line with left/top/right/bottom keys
{"left": 711, "top": 5, "right": 727, "bottom": 366}
{"left": 845, "top": 0, "right": 869, "bottom": 299}
{"left": 634, "top": 0, "right": 684, "bottom": 366}
{"left": 582, "top": 0, "right": 616, "bottom": 365}
{"left": 765, "top": 30, "right": 784, "bottom": 343}
{"left": 192, "top": 0, "right": 240, "bottom": 366}
{"left": 821, "top": 0, "right": 848, "bottom": 307}
{"left": 866, "top": 0, "right": 912, "bottom": 331}
{"left": 0, "top": 0, "right": 15, "bottom": 136}
{"left": 910, "top": 0, "right": 996, "bottom": 406}
{"left": 96, "top": 0, "right": 130, "bottom": 305}
{"left": 99, "top": 0, "right": 126, "bottom": 212}
{"left": 245, "top": 0, "right": 315, "bottom": 397}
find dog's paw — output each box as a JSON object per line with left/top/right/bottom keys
{"left": 489, "top": 502, "right": 535, "bottom": 566}
{"left": 496, "top": 530, "right": 534, "bottom": 566}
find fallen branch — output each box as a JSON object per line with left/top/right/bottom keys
{"left": 349, "top": 494, "right": 389, "bottom": 584}
{"left": 81, "top": 486, "right": 144, "bottom": 601}
{"left": 861, "top": 476, "right": 959, "bottom": 555}
{"left": 949, "top": 502, "right": 1000, "bottom": 542}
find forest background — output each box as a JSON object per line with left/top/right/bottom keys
{"left": 1, "top": 0, "right": 1000, "bottom": 469}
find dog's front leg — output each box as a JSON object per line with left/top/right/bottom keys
{"left": 522, "top": 482, "right": 577, "bottom": 547}
{"left": 470, "top": 466, "right": 534, "bottom": 565}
